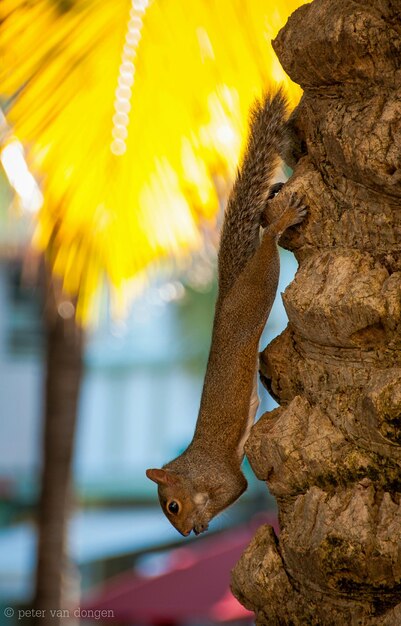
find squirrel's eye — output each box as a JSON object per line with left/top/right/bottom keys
{"left": 167, "top": 500, "right": 180, "bottom": 515}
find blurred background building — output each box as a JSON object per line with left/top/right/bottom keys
{"left": 0, "top": 194, "right": 296, "bottom": 609}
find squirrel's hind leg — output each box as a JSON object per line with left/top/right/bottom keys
{"left": 260, "top": 182, "right": 285, "bottom": 228}
{"left": 266, "top": 192, "right": 307, "bottom": 239}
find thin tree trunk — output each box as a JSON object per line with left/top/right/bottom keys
{"left": 34, "top": 272, "right": 83, "bottom": 626}
{"left": 231, "top": 0, "right": 401, "bottom": 624}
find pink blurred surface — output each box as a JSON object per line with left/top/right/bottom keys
{"left": 81, "top": 513, "right": 278, "bottom": 624}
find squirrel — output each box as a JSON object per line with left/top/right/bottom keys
{"left": 146, "top": 89, "right": 306, "bottom": 536}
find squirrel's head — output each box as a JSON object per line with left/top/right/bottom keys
{"left": 146, "top": 467, "right": 210, "bottom": 536}
{"left": 146, "top": 466, "right": 247, "bottom": 537}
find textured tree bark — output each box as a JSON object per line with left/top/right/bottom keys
{"left": 33, "top": 272, "right": 83, "bottom": 626}
{"left": 231, "top": 1, "right": 401, "bottom": 624}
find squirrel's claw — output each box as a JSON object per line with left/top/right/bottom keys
{"left": 289, "top": 191, "right": 305, "bottom": 208}
{"left": 286, "top": 192, "right": 308, "bottom": 226}
{"left": 193, "top": 523, "right": 209, "bottom": 535}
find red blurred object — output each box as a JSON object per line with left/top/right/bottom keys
{"left": 80, "top": 513, "right": 278, "bottom": 624}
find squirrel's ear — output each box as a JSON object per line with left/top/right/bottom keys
{"left": 146, "top": 468, "right": 179, "bottom": 486}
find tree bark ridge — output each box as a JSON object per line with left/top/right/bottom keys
{"left": 231, "top": 0, "right": 401, "bottom": 623}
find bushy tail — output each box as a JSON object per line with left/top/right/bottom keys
{"left": 217, "top": 89, "right": 289, "bottom": 300}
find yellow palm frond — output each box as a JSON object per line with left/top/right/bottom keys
{"left": 1, "top": 0, "right": 305, "bottom": 322}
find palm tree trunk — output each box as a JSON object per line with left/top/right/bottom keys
{"left": 34, "top": 273, "right": 83, "bottom": 626}
{"left": 232, "top": 0, "right": 401, "bottom": 623}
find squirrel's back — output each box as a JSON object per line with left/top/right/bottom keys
{"left": 217, "top": 89, "right": 289, "bottom": 300}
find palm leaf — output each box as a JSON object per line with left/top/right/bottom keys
{"left": 0, "top": 0, "right": 304, "bottom": 322}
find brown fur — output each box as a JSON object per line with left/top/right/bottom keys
{"left": 147, "top": 90, "right": 306, "bottom": 536}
